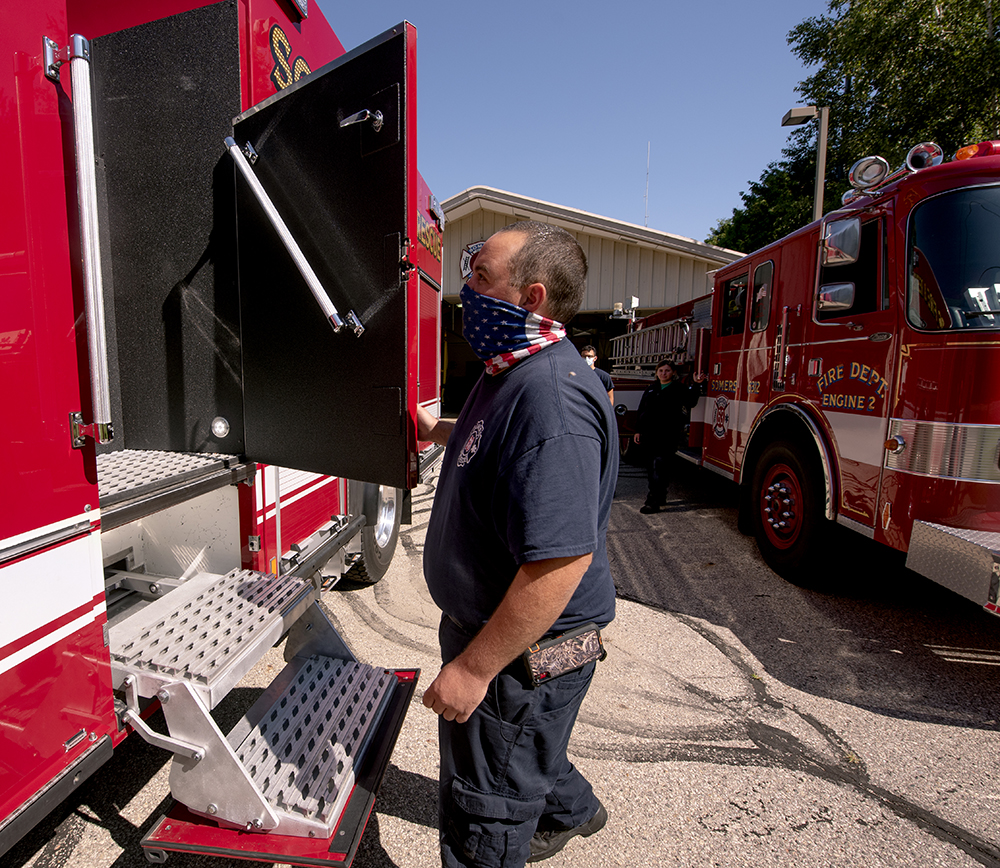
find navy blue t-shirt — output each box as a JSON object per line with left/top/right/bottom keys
{"left": 424, "top": 339, "right": 618, "bottom": 635}
{"left": 593, "top": 366, "right": 613, "bottom": 394}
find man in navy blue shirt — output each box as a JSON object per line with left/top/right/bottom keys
{"left": 418, "top": 221, "right": 617, "bottom": 867}
{"left": 580, "top": 344, "right": 614, "bottom": 404}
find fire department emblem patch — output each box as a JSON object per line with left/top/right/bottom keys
{"left": 457, "top": 420, "right": 484, "bottom": 467}
{"left": 711, "top": 396, "right": 730, "bottom": 440}
{"left": 460, "top": 242, "right": 486, "bottom": 279}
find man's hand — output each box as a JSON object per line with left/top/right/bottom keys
{"left": 422, "top": 659, "right": 491, "bottom": 723}
{"left": 633, "top": 433, "right": 641, "bottom": 445}
{"left": 423, "top": 554, "right": 592, "bottom": 723}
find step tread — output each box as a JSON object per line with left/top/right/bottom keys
{"left": 110, "top": 569, "right": 312, "bottom": 706}
{"left": 234, "top": 656, "right": 395, "bottom": 831}
{"left": 97, "top": 450, "right": 240, "bottom": 503}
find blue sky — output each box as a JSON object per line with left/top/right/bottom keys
{"left": 316, "top": 1, "right": 831, "bottom": 245}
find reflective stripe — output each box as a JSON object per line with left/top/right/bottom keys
{"left": 0, "top": 534, "right": 106, "bottom": 676}
{"left": 1, "top": 510, "right": 98, "bottom": 566}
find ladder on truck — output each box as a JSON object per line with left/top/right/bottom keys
{"left": 99, "top": 451, "right": 416, "bottom": 865}
{"left": 609, "top": 319, "right": 693, "bottom": 374}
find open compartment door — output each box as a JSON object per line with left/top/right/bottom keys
{"left": 232, "top": 23, "right": 419, "bottom": 490}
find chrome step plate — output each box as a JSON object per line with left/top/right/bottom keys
{"left": 110, "top": 569, "right": 314, "bottom": 708}
{"left": 235, "top": 656, "right": 394, "bottom": 836}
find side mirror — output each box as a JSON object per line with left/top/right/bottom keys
{"left": 818, "top": 282, "right": 855, "bottom": 311}
{"left": 822, "top": 218, "right": 861, "bottom": 266}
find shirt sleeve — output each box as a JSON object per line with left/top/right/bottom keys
{"left": 495, "top": 433, "right": 603, "bottom": 565}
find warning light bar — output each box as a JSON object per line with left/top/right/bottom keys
{"left": 955, "top": 140, "right": 1000, "bottom": 160}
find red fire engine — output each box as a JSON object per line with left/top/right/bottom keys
{"left": 611, "top": 139, "right": 1000, "bottom": 616}
{"left": 1, "top": 0, "right": 442, "bottom": 863}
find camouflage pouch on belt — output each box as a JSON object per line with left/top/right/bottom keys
{"left": 521, "top": 622, "right": 606, "bottom": 687}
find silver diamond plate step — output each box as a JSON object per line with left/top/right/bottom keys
{"left": 110, "top": 568, "right": 316, "bottom": 709}
{"left": 907, "top": 520, "right": 1000, "bottom": 607}
{"left": 229, "top": 656, "right": 395, "bottom": 837}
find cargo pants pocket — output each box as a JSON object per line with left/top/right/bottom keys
{"left": 442, "top": 776, "right": 546, "bottom": 868}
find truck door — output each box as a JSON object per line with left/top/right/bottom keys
{"left": 807, "top": 215, "right": 895, "bottom": 526}
{"left": 233, "top": 24, "right": 419, "bottom": 489}
{"left": 736, "top": 256, "right": 779, "bottom": 456}
{"left": 704, "top": 268, "right": 749, "bottom": 475}
{"left": 92, "top": 18, "right": 421, "bottom": 490}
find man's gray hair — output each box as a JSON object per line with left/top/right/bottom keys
{"left": 495, "top": 221, "right": 588, "bottom": 324}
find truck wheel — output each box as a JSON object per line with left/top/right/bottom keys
{"left": 346, "top": 483, "right": 401, "bottom": 584}
{"left": 751, "top": 441, "right": 827, "bottom": 585}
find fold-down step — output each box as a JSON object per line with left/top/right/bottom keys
{"left": 232, "top": 655, "right": 393, "bottom": 836}
{"left": 110, "top": 568, "right": 316, "bottom": 709}
{"left": 143, "top": 662, "right": 419, "bottom": 867}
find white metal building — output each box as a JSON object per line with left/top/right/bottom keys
{"left": 437, "top": 186, "right": 741, "bottom": 411}
{"left": 441, "top": 186, "right": 741, "bottom": 313}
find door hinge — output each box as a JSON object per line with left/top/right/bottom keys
{"left": 70, "top": 412, "right": 114, "bottom": 449}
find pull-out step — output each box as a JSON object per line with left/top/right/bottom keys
{"left": 111, "top": 565, "right": 419, "bottom": 864}
{"left": 110, "top": 568, "right": 316, "bottom": 709}
{"left": 231, "top": 655, "right": 393, "bottom": 836}
{"left": 143, "top": 658, "right": 419, "bottom": 866}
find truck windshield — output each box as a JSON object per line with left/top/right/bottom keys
{"left": 907, "top": 184, "right": 1000, "bottom": 330}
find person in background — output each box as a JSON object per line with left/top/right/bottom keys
{"left": 418, "top": 220, "right": 617, "bottom": 867}
{"left": 633, "top": 358, "right": 704, "bottom": 514}
{"left": 580, "top": 345, "right": 613, "bottom": 403}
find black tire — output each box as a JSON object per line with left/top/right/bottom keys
{"left": 750, "top": 440, "right": 829, "bottom": 585}
{"left": 345, "top": 483, "right": 401, "bottom": 584}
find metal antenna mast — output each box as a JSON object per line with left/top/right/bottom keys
{"left": 644, "top": 142, "right": 650, "bottom": 227}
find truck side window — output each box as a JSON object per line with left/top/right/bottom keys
{"left": 750, "top": 261, "right": 773, "bottom": 331}
{"left": 817, "top": 219, "right": 880, "bottom": 321}
{"left": 721, "top": 273, "right": 748, "bottom": 336}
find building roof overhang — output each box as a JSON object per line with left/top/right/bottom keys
{"left": 442, "top": 186, "right": 743, "bottom": 265}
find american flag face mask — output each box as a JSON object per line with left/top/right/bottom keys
{"left": 460, "top": 284, "right": 566, "bottom": 376}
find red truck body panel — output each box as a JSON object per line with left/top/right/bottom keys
{"left": 1, "top": 0, "right": 438, "bottom": 858}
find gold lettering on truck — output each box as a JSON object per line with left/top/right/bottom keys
{"left": 270, "top": 24, "right": 312, "bottom": 92}
{"left": 815, "top": 359, "right": 887, "bottom": 412}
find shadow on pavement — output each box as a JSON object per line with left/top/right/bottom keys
{"left": 611, "top": 459, "right": 1000, "bottom": 731}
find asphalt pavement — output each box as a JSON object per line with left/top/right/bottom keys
{"left": 9, "top": 456, "right": 1000, "bottom": 868}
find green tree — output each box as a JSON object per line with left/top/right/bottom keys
{"left": 705, "top": 154, "right": 815, "bottom": 252}
{"left": 707, "top": 0, "right": 1000, "bottom": 253}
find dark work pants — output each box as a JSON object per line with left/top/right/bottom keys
{"left": 437, "top": 615, "right": 600, "bottom": 868}
{"left": 645, "top": 445, "right": 677, "bottom": 507}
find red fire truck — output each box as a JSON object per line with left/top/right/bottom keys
{"left": 2, "top": 0, "right": 442, "bottom": 863}
{"left": 611, "top": 139, "right": 1000, "bottom": 616}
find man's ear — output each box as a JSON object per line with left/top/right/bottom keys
{"left": 519, "top": 282, "right": 547, "bottom": 314}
